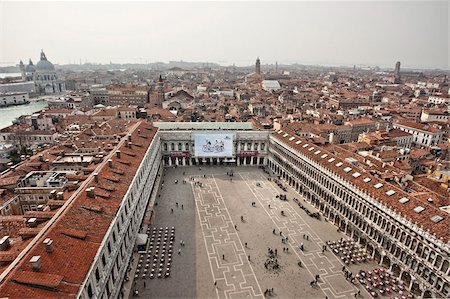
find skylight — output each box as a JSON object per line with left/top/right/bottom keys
{"left": 336, "top": 162, "right": 343, "bottom": 167}
{"left": 277, "top": 130, "right": 283, "bottom": 134}
{"left": 321, "top": 154, "right": 328, "bottom": 159}
{"left": 283, "top": 133, "right": 289, "bottom": 137}
{"left": 386, "top": 190, "right": 396, "bottom": 196}
{"left": 430, "top": 215, "right": 443, "bottom": 223}
{"left": 352, "top": 172, "right": 361, "bottom": 178}
{"left": 303, "top": 144, "right": 309, "bottom": 148}
{"left": 295, "top": 140, "right": 302, "bottom": 144}
{"left": 363, "top": 178, "right": 371, "bottom": 183}
{"left": 414, "top": 206, "right": 425, "bottom": 213}
{"left": 314, "top": 150, "right": 321, "bottom": 155}
{"left": 308, "top": 147, "right": 314, "bottom": 151}
{"left": 399, "top": 197, "right": 410, "bottom": 204}
{"left": 328, "top": 158, "right": 335, "bottom": 163}
{"left": 289, "top": 136, "right": 295, "bottom": 141}
{"left": 344, "top": 167, "right": 352, "bottom": 173}
{"left": 374, "top": 183, "right": 383, "bottom": 189}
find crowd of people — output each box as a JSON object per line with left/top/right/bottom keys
{"left": 265, "top": 248, "right": 280, "bottom": 270}
{"left": 293, "top": 197, "right": 321, "bottom": 219}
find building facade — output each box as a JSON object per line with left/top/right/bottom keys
{"left": 393, "top": 122, "right": 443, "bottom": 148}
{"left": 267, "top": 130, "right": 449, "bottom": 298}
{"left": 0, "top": 122, "right": 448, "bottom": 299}
{"left": 0, "top": 92, "right": 29, "bottom": 107}
{"left": 19, "top": 50, "right": 66, "bottom": 95}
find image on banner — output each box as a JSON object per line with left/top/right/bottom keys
{"left": 194, "top": 134, "right": 233, "bottom": 157}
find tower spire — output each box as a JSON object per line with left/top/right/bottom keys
{"left": 255, "top": 57, "right": 261, "bottom": 75}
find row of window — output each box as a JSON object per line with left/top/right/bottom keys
{"left": 162, "top": 142, "right": 266, "bottom": 151}
{"left": 84, "top": 139, "right": 161, "bottom": 298}
{"left": 269, "top": 140, "right": 449, "bottom": 294}
{"left": 1, "top": 135, "right": 53, "bottom": 141}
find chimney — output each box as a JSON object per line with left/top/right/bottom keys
{"left": 0, "top": 236, "right": 10, "bottom": 251}
{"left": 43, "top": 238, "right": 54, "bottom": 253}
{"left": 94, "top": 172, "right": 99, "bottom": 183}
{"left": 38, "top": 154, "right": 44, "bottom": 162}
{"left": 30, "top": 256, "right": 41, "bottom": 272}
{"left": 108, "top": 159, "right": 113, "bottom": 168}
{"left": 50, "top": 189, "right": 57, "bottom": 199}
{"left": 138, "top": 129, "right": 141, "bottom": 134}
{"left": 116, "top": 151, "right": 121, "bottom": 158}
{"left": 81, "top": 142, "right": 85, "bottom": 147}
{"left": 27, "top": 218, "right": 37, "bottom": 227}
{"left": 128, "top": 134, "right": 132, "bottom": 142}
{"left": 57, "top": 192, "right": 64, "bottom": 200}
{"left": 125, "top": 140, "right": 129, "bottom": 147}
{"left": 128, "top": 142, "right": 132, "bottom": 148}
{"left": 87, "top": 187, "right": 96, "bottom": 198}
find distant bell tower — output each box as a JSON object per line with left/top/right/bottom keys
{"left": 19, "top": 60, "right": 26, "bottom": 81}
{"left": 255, "top": 57, "right": 261, "bottom": 75}
{"left": 394, "top": 61, "right": 401, "bottom": 84}
{"left": 155, "top": 75, "right": 164, "bottom": 108}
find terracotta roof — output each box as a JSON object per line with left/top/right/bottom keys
{"left": 0, "top": 176, "right": 22, "bottom": 187}
{"left": 396, "top": 121, "right": 442, "bottom": 134}
{"left": 0, "top": 121, "right": 157, "bottom": 298}
{"left": 272, "top": 128, "right": 449, "bottom": 243}
{"left": 12, "top": 271, "right": 64, "bottom": 289}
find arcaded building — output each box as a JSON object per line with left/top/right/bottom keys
{"left": 0, "top": 121, "right": 448, "bottom": 298}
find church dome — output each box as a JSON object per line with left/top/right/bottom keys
{"left": 25, "top": 59, "right": 36, "bottom": 72}
{"left": 36, "top": 50, "right": 55, "bottom": 71}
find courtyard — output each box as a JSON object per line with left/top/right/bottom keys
{"left": 132, "top": 166, "right": 379, "bottom": 299}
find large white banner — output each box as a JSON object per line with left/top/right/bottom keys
{"left": 194, "top": 134, "right": 233, "bottom": 157}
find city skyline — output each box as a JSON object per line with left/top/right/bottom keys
{"left": 0, "top": 1, "right": 448, "bottom": 69}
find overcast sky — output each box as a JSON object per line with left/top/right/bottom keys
{"left": 0, "top": 1, "right": 448, "bottom": 69}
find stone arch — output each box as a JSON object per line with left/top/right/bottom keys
{"left": 423, "top": 290, "right": 433, "bottom": 298}
{"left": 401, "top": 271, "right": 411, "bottom": 285}
{"left": 373, "top": 249, "right": 381, "bottom": 263}
{"left": 441, "top": 259, "right": 449, "bottom": 273}
{"left": 382, "top": 255, "right": 391, "bottom": 268}
{"left": 391, "top": 263, "right": 401, "bottom": 276}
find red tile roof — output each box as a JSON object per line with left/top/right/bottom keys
{"left": 272, "top": 128, "right": 449, "bottom": 243}
{"left": 0, "top": 121, "right": 157, "bottom": 298}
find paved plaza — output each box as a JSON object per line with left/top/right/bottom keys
{"left": 133, "top": 166, "right": 378, "bottom": 299}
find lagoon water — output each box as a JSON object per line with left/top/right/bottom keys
{"left": 0, "top": 100, "right": 48, "bottom": 130}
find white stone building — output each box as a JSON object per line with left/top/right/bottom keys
{"left": 0, "top": 92, "right": 29, "bottom": 107}
{"left": 393, "top": 121, "right": 443, "bottom": 148}
{"left": 19, "top": 50, "right": 66, "bottom": 95}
